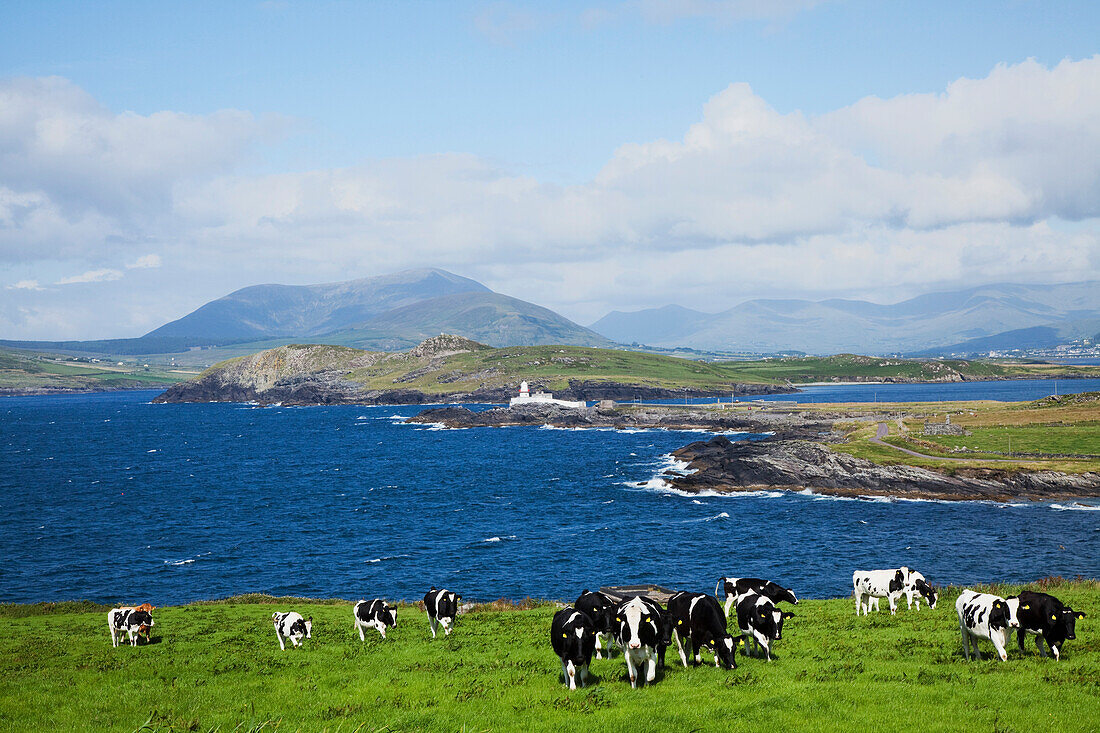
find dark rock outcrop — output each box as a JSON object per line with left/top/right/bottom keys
{"left": 669, "top": 436, "right": 1100, "bottom": 502}
{"left": 408, "top": 403, "right": 833, "bottom": 438}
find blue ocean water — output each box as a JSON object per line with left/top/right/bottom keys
{"left": 1, "top": 388, "right": 1097, "bottom": 606}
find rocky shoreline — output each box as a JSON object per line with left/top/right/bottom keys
{"left": 407, "top": 402, "right": 838, "bottom": 440}
{"left": 153, "top": 376, "right": 793, "bottom": 406}
{"left": 668, "top": 436, "right": 1100, "bottom": 503}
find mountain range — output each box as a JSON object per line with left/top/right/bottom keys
{"left": 589, "top": 282, "right": 1100, "bottom": 355}
{"left": 3, "top": 272, "right": 1096, "bottom": 358}
{"left": 1, "top": 269, "right": 610, "bottom": 356}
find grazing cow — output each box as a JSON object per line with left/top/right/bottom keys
{"left": 852, "top": 568, "right": 911, "bottom": 615}
{"left": 635, "top": 596, "right": 674, "bottom": 669}
{"left": 956, "top": 589, "right": 1019, "bottom": 662}
{"left": 666, "top": 591, "right": 738, "bottom": 669}
{"left": 107, "top": 607, "right": 155, "bottom": 647}
{"left": 1009, "top": 590, "right": 1085, "bottom": 661}
{"left": 272, "top": 611, "right": 312, "bottom": 651}
{"left": 716, "top": 576, "right": 798, "bottom": 619}
{"left": 550, "top": 608, "right": 597, "bottom": 690}
{"left": 904, "top": 570, "right": 938, "bottom": 611}
{"left": 575, "top": 590, "right": 617, "bottom": 659}
{"left": 736, "top": 593, "right": 792, "bottom": 662}
{"left": 424, "top": 587, "right": 460, "bottom": 638}
{"left": 354, "top": 599, "right": 398, "bottom": 640}
{"left": 613, "top": 596, "right": 662, "bottom": 688}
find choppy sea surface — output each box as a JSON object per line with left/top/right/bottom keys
{"left": 2, "top": 386, "right": 1098, "bottom": 605}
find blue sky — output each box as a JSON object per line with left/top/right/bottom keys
{"left": 1, "top": 1, "right": 1099, "bottom": 338}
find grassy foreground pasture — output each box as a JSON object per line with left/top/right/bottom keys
{"left": 0, "top": 581, "right": 1097, "bottom": 732}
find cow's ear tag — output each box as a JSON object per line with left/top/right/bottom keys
{"left": 563, "top": 633, "right": 567, "bottom": 638}
{"left": 1076, "top": 612, "right": 1085, "bottom": 619}
{"left": 1022, "top": 605, "right": 1030, "bottom": 609}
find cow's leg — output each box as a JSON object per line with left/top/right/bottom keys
{"left": 357, "top": 621, "right": 366, "bottom": 642}
{"left": 566, "top": 660, "right": 577, "bottom": 690}
{"left": 594, "top": 632, "right": 604, "bottom": 660}
{"left": 378, "top": 625, "right": 387, "bottom": 639}
{"left": 888, "top": 593, "right": 898, "bottom": 615}
{"left": 110, "top": 627, "right": 119, "bottom": 648}
{"left": 854, "top": 588, "right": 861, "bottom": 615}
{"left": 673, "top": 628, "right": 689, "bottom": 667}
{"left": 959, "top": 622, "right": 970, "bottom": 660}
{"left": 972, "top": 634, "right": 982, "bottom": 661}
{"left": 991, "top": 631, "right": 1007, "bottom": 662}
{"left": 625, "top": 652, "right": 638, "bottom": 688}
{"left": 1017, "top": 628, "right": 1026, "bottom": 653}
{"left": 645, "top": 650, "right": 656, "bottom": 682}
{"left": 1050, "top": 640, "right": 1060, "bottom": 661}
{"left": 427, "top": 613, "right": 437, "bottom": 638}
{"left": 276, "top": 630, "right": 286, "bottom": 651}
{"left": 579, "top": 662, "right": 588, "bottom": 688}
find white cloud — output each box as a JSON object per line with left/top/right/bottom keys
{"left": 126, "top": 254, "right": 161, "bottom": 269}
{"left": 3, "top": 58, "right": 1100, "bottom": 338}
{"left": 55, "top": 268, "right": 124, "bottom": 285}
{"left": 6, "top": 279, "right": 43, "bottom": 290}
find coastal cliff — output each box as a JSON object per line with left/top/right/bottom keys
{"left": 669, "top": 436, "right": 1100, "bottom": 502}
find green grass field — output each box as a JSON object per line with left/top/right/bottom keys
{"left": 0, "top": 348, "right": 186, "bottom": 392}
{"left": 1, "top": 581, "right": 1097, "bottom": 732}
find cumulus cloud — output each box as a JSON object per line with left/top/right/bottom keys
{"left": 2, "top": 58, "right": 1100, "bottom": 338}
{"left": 6, "top": 279, "right": 43, "bottom": 291}
{"left": 55, "top": 268, "right": 123, "bottom": 285}
{"left": 126, "top": 254, "right": 161, "bottom": 269}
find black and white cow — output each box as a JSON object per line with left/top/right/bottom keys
{"left": 613, "top": 596, "right": 662, "bottom": 688}
{"left": 550, "top": 608, "right": 597, "bottom": 690}
{"left": 272, "top": 611, "right": 312, "bottom": 651}
{"left": 107, "top": 607, "right": 155, "bottom": 647}
{"left": 423, "top": 587, "right": 460, "bottom": 638}
{"left": 666, "top": 591, "right": 738, "bottom": 669}
{"left": 956, "top": 589, "right": 1019, "bottom": 662}
{"left": 904, "top": 570, "right": 938, "bottom": 611}
{"left": 1009, "top": 590, "right": 1085, "bottom": 661}
{"left": 852, "top": 567, "right": 910, "bottom": 615}
{"left": 716, "top": 576, "right": 798, "bottom": 619}
{"left": 354, "top": 599, "right": 398, "bottom": 640}
{"left": 736, "top": 592, "right": 793, "bottom": 662}
{"left": 575, "top": 590, "right": 617, "bottom": 659}
{"left": 637, "top": 595, "right": 674, "bottom": 669}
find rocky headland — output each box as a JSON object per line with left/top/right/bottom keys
{"left": 668, "top": 436, "right": 1100, "bottom": 502}
{"left": 152, "top": 337, "right": 795, "bottom": 406}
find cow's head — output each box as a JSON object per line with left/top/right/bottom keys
{"left": 129, "top": 611, "right": 154, "bottom": 629}
{"left": 1060, "top": 608, "right": 1084, "bottom": 640}
{"left": 438, "top": 593, "right": 459, "bottom": 632}
{"left": 914, "top": 579, "right": 937, "bottom": 608}
{"left": 989, "top": 599, "right": 1015, "bottom": 630}
{"left": 754, "top": 603, "right": 788, "bottom": 641}
{"left": 560, "top": 621, "right": 595, "bottom": 666}
{"left": 779, "top": 585, "right": 798, "bottom": 605}
{"left": 715, "top": 633, "right": 738, "bottom": 669}
{"left": 383, "top": 602, "right": 398, "bottom": 628}
{"left": 615, "top": 598, "right": 659, "bottom": 651}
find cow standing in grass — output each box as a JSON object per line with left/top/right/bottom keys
{"left": 354, "top": 599, "right": 397, "bottom": 640}
{"left": 272, "top": 611, "right": 312, "bottom": 651}
{"left": 736, "top": 593, "right": 792, "bottom": 662}
{"left": 1009, "top": 590, "right": 1085, "bottom": 660}
{"left": 574, "top": 590, "right": 617, "bottom": 659}
{"left": 424, "top": 588, "right": 460, "bottom": 638}
{"left": 716, "top": 576, "right": 798, "bottom": 619}
{"left": 550, "top": 608, "right": 597, "bottom": 690}
{"left": 853, "top": 568, "right": 910, "bottom": 615}
{"left": 666, "top": 591, "right": 738, "bottom": 669}
{"left": 107, "top": 607, "right": 155, "bottom": 647}
{"left": 613, "top": 597, "right": 662, "bottom": 688}
{"left": 956, "top": 590, "right": 1018, "bottom": 662}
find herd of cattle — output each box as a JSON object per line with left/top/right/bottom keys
{"left": 106, "top": 571, "right": 1086, "bottom": 688}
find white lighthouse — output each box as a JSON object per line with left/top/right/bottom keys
{"left": 509, "top": 380, "right": 587, "bottom": 409}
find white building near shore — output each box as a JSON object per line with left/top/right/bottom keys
{"left": 509, "top": 381, "right": 588, "bottom": 409}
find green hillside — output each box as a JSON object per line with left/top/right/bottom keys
{"left": 714, "top": 354, "right": 1100, "bottom": 383}
{"left": 1, "top": 580, "right": 1096, "bottom": 731}
{"left": 0, "top": 348, "right": 188, "bottom": 392}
